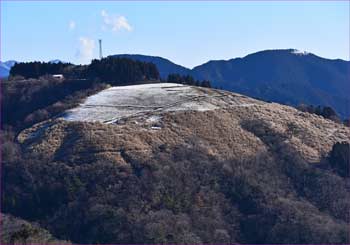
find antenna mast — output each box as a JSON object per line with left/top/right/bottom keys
{"left": 99, "top": 39, "right": 103, "bottom": 59}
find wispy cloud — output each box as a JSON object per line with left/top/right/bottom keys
{"left": 77, "top": 37, "right": 95, "bottom": 64}
{"left": 68, "top": 20, "right": 76, "bottom": 30}
{"left": 101, "top": 10, "right": 132, "bottom": 32}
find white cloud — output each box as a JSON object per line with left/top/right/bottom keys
{"left": 101, "top": 9, "right": 132, "bottom": 32}
{"left": 101, "top": 9, "right": 108, "bottom": 17}
{"left": 77, "top": 37, "right": 95, "bottom": 64}
{"left": 69, "top": 20, "right": 76, "bottom": 30}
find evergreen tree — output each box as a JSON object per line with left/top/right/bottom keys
{"left": 167, "top": 73, "right": 212, "bottom": 88}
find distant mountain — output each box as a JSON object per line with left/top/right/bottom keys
{"left": 0, "top": 64, "right": 9, "bottom": 78}
{"left": 49, "top": 59, "right": 66, "bottom": 64}
{"left": 192, "top": 49, "right": 350, "bottom": 118}
{"left": 113, "top": 49, "right": 350, "bottom": 118}
{"left": 111, "top": 54, "right": 191, "bottom": 79}
{"left": 0, "top": 60, "right": 17, "bottom": 78}
{"left": 4, "top": 60, "right": 17, "bottom": 68}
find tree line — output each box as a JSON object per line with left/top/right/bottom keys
{"left": 86, "top": 57, "right": 160, "bottom": 85}
{"left": 296, "top": 104, "right": 350, "bottom": 126}
{"left": 9, "top": 58, "right": 212, "bottom": 88}
{"left": 9, "top": 58, "right": 160, "bottom": 83}
{"left": 167, "top": 73, "right": 211, "bottom": 88}
{"left": 10, "top": 62, "right": 72, "bottom": 79}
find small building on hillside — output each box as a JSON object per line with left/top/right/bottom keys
{"left": 52, "top": 74, "right": 64, "bottom": 80}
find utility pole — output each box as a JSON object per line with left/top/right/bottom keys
{"left": 99, "top": 39, "right": 103, "bottom": 59}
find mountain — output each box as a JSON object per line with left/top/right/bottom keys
{"left": 4, "top": 83, "right": 349, "bottom": 244}
{"left": 0, "top": 60, "right": 17, "bottom": 78}
{"left": 192, "top": 49, "right": 350, "bottom": 118}
{"left": 112, "top": 50, "right": 350, "bottom": 118}
{"left": 111, "top": 54, "right": 191, "bottom": 79}
{"left": 49, "top": 59, "right": 66, "bottom": 64}
{"left": 4, "top": 60, "right": 17, "bottom": 68}
{"left": 0, "top": 64, "right": 9, "bottom": 78}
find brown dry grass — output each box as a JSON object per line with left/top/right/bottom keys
{"left": 18, "top": 93, "right": 349, "bottom": 166}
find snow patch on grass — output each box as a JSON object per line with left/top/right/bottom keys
{"left": 62, "top": 83, "right": 258, "bottom": 124}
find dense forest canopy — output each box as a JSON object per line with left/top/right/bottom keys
{"left": 297, "top": 104, "right": 341, "bottom": 122}
{"left": 86, "top": 57, "right": 160, "bottom": 84}
{"left": 9, "top": 58, "right": 213, "bottom": 88}
{"left": 9, "top": 58, "right": 160, "bottom": 83}
{"left": 10, "top": 62, "right": 72, "bottom": 79}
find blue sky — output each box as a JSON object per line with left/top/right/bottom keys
{"left": 1, "top": 1, "right": 349, "bottom": 68}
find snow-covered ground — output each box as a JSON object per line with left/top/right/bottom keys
{"left": 62, "top": 83, "right": 258, "bottom": 124}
